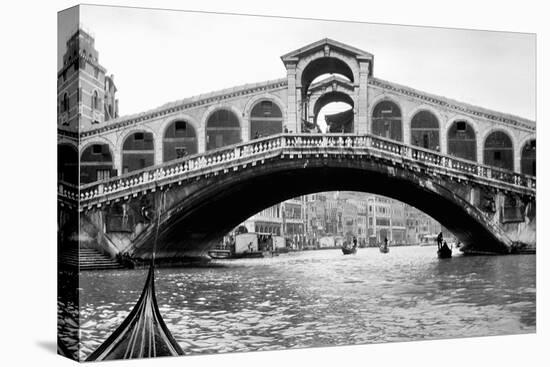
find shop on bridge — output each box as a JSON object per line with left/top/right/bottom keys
{"left": 163, "top": 120, "right": 198, "bottom": 162}
{"left": 249, "top": 100, "right": 283, "bottom": 139}
{"left": 206, "top": 109, "right": 241, "bottom": 151}
{"left": 122, "top": 131, "right": 155, "bottom": 173}
{"left": 447, "top": 120, "right": 477, "bottom": 162}
{"left": 371, "top": 100, "right": 403, "bottom": 141}
{"left": 80, "top": 143, "right": 116, "bottom": 184}
{"left": 483, "top": 131, "right": 514, "bottom": 171}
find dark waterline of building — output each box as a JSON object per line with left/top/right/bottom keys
{"left": 61, "top": 247, "right": 535, "bottom": 359}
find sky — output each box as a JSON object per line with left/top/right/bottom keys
{"left": 58, "top": 5, "right": 536, "bottom": 121}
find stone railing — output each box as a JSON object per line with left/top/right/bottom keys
{"left": 58, "top": 181, "right": 78, "bottom": 201}
{"left": 76, "top": 133, "right": 536, "bottom": 206}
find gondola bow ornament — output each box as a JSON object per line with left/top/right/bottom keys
{"left": 86, "top": 190, "right": 184, "bottom": 361}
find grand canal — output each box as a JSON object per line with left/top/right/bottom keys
{"left": 68, "top": 247, "right": 535, "bottom": 359}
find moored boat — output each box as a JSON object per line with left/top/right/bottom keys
{"left": 208, "top": 249, "right": 232, "bottom": 259}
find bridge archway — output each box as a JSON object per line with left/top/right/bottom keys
{"left": 483, "top": 130, "right": 514, "bottom": 171}
{"left": 129, "top": 153, "right": 514, "bottom": 259}
{"left": 300, "top": 57, "right": 355, "bottom": 99}
{"left": 410, "top": 110, "right": 440, "bottom": 151}
{"left": 447, "top": 119, "right": 477, "bottom": 162}
{"left": 58, "top": 144, "right": 78, "bottom": 185}
{"left": 313, "top": 91, "right": 354, "bottom": 133}
{"left": 371, "top": 100, "right": 403, "bottom": 141}
{"left": 162, "top": 119, "right": 198, "bottom": 162}
{"left": 520, "top": 139, "right": 536, "bottom": 176}
{"left": 249, "top": 99, "right": 283, "bottom": 139}
{"left": 80, "top": 143, "right": 115, "bottom": 184}
{"left": 121, "top": 131, "right": 155, "bottom": 174}
{"left": 205, "top": 108, "right": 242, "bottom": 151}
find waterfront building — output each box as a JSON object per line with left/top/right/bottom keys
{"left": 405, "top": 205, "right": 443, "bottom": 244}
{"left": 58, "top": 28, "right": 119, "bottom": 184}
{"left": 390, "top": 201, "right": 406, "bottom": 244}
{"left": 241, "top": 196, "right": 307, "bottom": 246}
{"left": 243, "top": 204, "right": 283, "bottom": 235}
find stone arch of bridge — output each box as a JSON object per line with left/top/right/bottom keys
{"left": 518, "top": 135, "right": 536, "bottom": 176}
{"left": 244, "top": 95, "right": 286, "bottom": 140}
{"left": 480, "top": 127, "right": 517, "bottom": 172}
{"left": 407, "top": 105, "right": 443, "bottom": 152}
{"left": 311, "top": 91, "right": 355, "bottom": 133}
{"left": 160, "top": 114, "right": 201, "bottom": 161}
{"left": 297, "top": 54, "right": 357, "bottom": 98}
{"left": 119, "top": 127, "right": 156, "bottom": 174}
{"left": 79, "top": 139, "right": 117, "bottom": 184}
{"left": 201, "top": 104, "right": 244, "bottom": 151}
{"left": 129, "top": 156, "right": 513, "bottom": 259}
{"left": 369, "top": 96, "right": 404, "bottom": 142}
{"left": 445, "top": 116, "right": 479, "bottom": 163}
{"left": 244, "top": 93, "right": 287, "bottom": 125}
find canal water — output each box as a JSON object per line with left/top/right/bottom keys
{"left": 73, "top": 246, "right": 535, "bottom": 359}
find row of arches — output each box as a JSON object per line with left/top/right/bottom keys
{"left": 65, "top": 100, "right": 535, "bottom": 185}
{"left": 72, "top": 99, "right": 283, "bottom": 184}
{"left": 369, "top": 100, "right": 535, "bottom": 174}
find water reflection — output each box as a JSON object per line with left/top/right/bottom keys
{"left": 70, "top": 247, "right": 535, "bottom": 359}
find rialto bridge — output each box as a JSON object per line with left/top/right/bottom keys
{"left": 57, "top": 38, "right": 536, "bottom": 261}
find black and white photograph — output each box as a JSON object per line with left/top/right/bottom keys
{"left": 53, "top": 3, "right": 540, "bottom": 363}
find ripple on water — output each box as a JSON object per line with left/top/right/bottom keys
{"left": 72, "top": 247, "right": 535, "bottom": 358}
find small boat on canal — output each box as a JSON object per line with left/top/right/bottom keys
{"left": 341, "top": 246, "right": 357, "bottom": 255}
{"left": 208, "top": 249, "right": 232, "bottom": 259}
{"left": 85, "top": 261, "right": 184, "bottom": 361}
{"left": 87, "top": 196, "right": 184, "bottom": 361}
{"left": 379, "top": 237, "right": 390, "bottom": 254}
{"left": 437, "top": 243, "right": 452, "bottom": 259}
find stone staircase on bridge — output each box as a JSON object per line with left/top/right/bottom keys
{"left": 58, "top": 248, "right": 125, "bottom": 270}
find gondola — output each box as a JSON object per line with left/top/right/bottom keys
{"left": 341, "top": 246, "right": 357, "bottom": 255}
{"left": 85, "top": 262, "right": 184, "bottom": 361}
{"left": 437, "top": 246, "right": 452, "bottom": 259}
{"left": 86, "top": 191, "right": 184, "bottom": 361}
{"left": 379, "top": 246, "right": 389, "bottom": 254}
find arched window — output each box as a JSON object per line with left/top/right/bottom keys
{"left": 122, "top": 132, "right": 155, "bottom": 173}
{"left": 80, "top": 144, "right": 115, "bottom": 184}
{"left": 520, "top": 139, "right": 536, "bottom": 176}
{"left": 371, "top": 101, "right": 402, "bottom": 141}
{"left": 411, "top": 110, "right": 440, "bottom": 151}
{"left": 163, "top": 120, "right": 198, "bottom": 162}
{"left": 250, "top": 100, "right": 283, "bottom": 139}
{"left": 92, "top": 91, "right": 99, "bottom": 111}
{"left": 62, "top": 93, "right": 69, "bottom": 112}
{"left": 206, "top": 109, "right": 241, "bottom": 151}
{"left": 447, "top": 120, "right": 477, "bottom": 162}
{"left": 483, "top": 131, "right": 514, "bottom": 171}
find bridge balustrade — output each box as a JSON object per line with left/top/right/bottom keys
{"left": 72, "top": 133, "right": 535, "bottom": 204}
{"left": 58, "top": 181, "right": 78, "bottom": 201}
